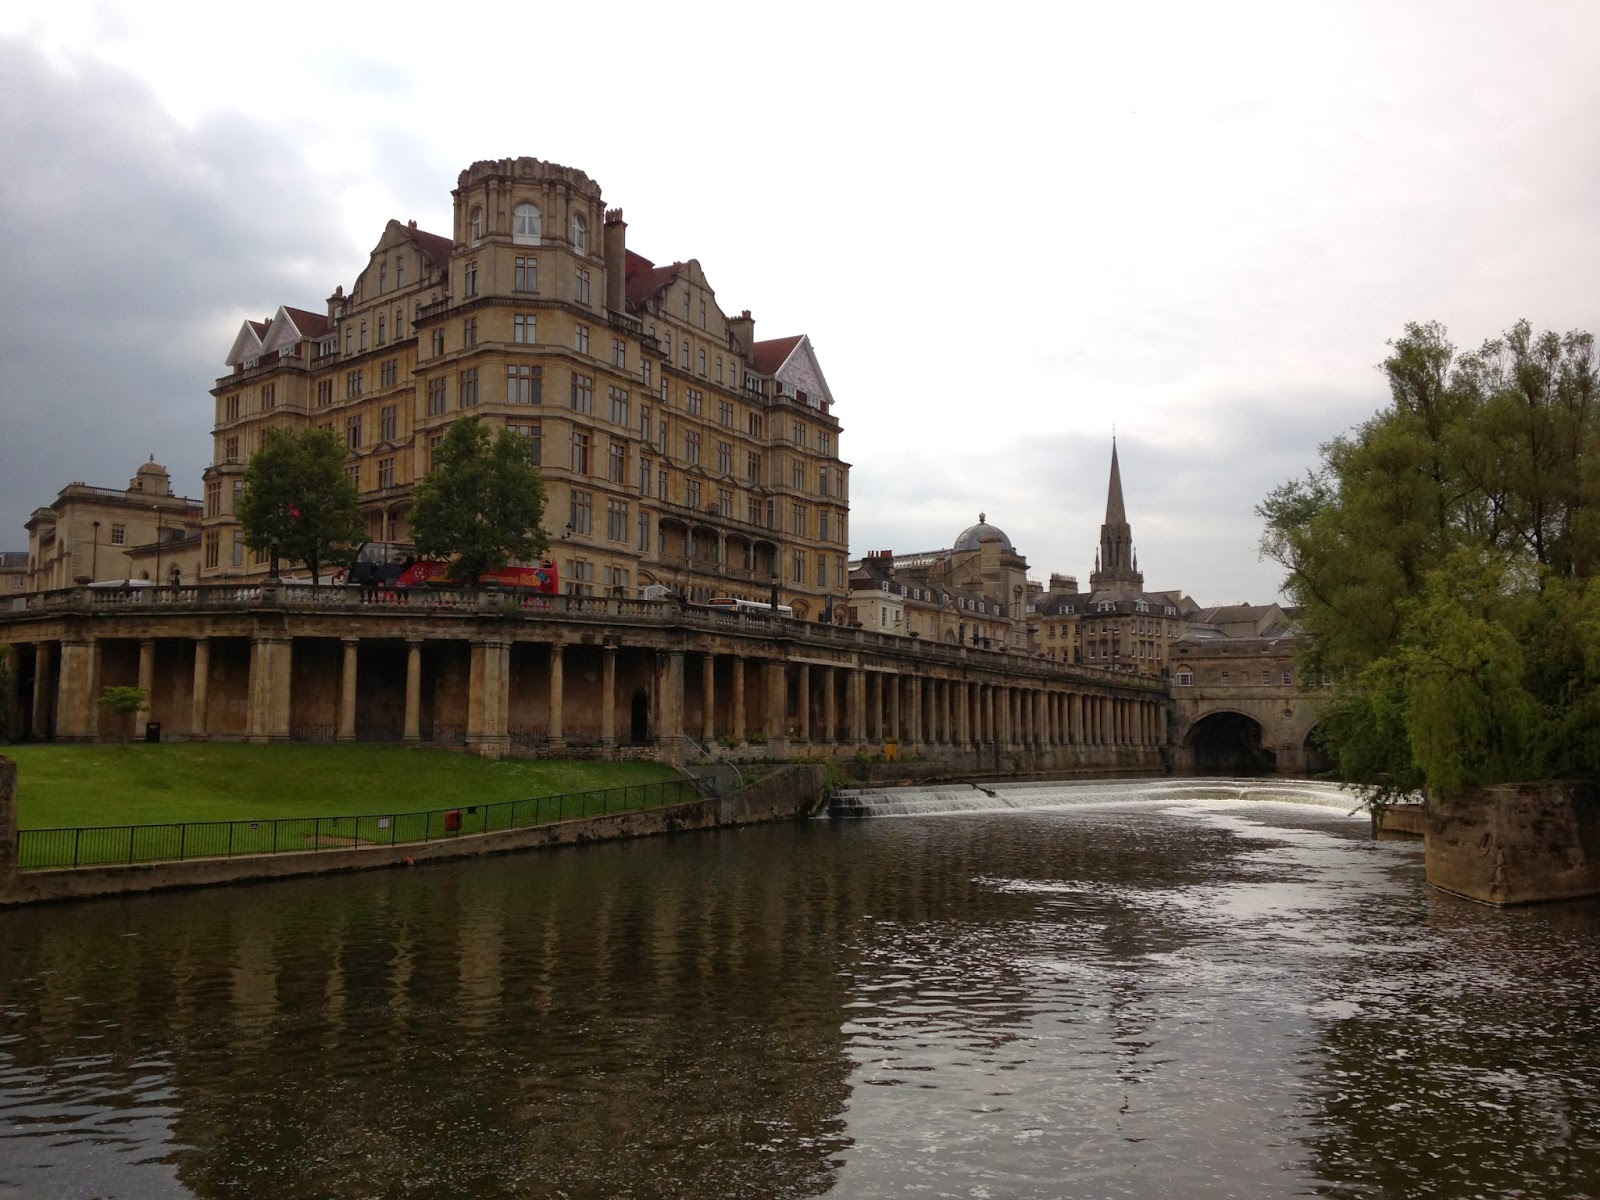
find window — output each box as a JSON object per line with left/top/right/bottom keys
{"left": 463, "top": 259, "right": 478, "bottom": 296}
{"left": 718, "top": 400, "right": 733, "bottom": 428}
{"left": 225, "top": 436, "right": 240, "bottom": 462}
{"left": 790, "top": 461, "right": 803, "bottom": 489}
{"left": 507, "top": 363, "right": 541, "bottom": 405}
{"left": 717, "top": 441, "right": 732, "bottom": 475}
{"left": 469, "top": 206, "right": 484, "bottom": 243}
{"left": 699, "top": 299, "right": 706, "bottom": 330}
{"left": 746, "top": 496, "right": 761, "bottom": 525}
{"left": 378, "top": 457, "right": 395, "bottom": 489}
{"left": 514, "top": 256, "right": 537, "bottom": 292}
{"left": 792, "top": 421, "right": 807, "bottom": 447}
{"left": 346, "top": 415, "right": 362, "bottom": 449}
{"left": 1221, "top": 671, "right": 1231, "bottom": 684}
{"left": 359, "top": 322, "right": 368, "bottom": 352}
{"left": 345, "top": 328, "right": 353, "bottom": 356}
{"left": 571, "top": 372, "right": 593, "bottom": 414}
{"left": 716, "top": 486, "right": 732, "bottom": 517}
{"left": 641, "top": 360, "right": 652, "bottom": 389}
{"left": 746, "top": 451, "right": 761, "bottom": 483}
{"left": 428, "top": 377, "right": 447, "bottom": 415}
{"left": 606, "top": 498, "right": 628, "bottom": 541}
{"left": 658, "top": 415, "right": 669, "bottom": 455}
{"left": 574, "top": 323, "right": 590, "bottom": 355}
{"left": 686, "top": 478, "right": 701, "bottom": 509}
{"left": 612, "top": 338, "right": 625, "bottom": 368}
{"left": 261, "top": 383, "right": 276, "bottom": 410}
{"left": 817, "top": 554, "right": 828, "bottom": 587}
{"left": 818, "top": 467, "right": 830, "bottom": 497}
{"left": 515, "top": 313, "right": 536, "bottom": 343}
{"left": 1177, "top": 670, "right": 1194, "bottom": 686}
{"left": 685, "top": 431, "right": 701, "bottom": 465}
{"left": 513, "top": 202, "right": 541, "bottom": 243}
{"left": 569, "top": 490, "right": 593, "bottom": 535}
{"left": 346, "top": 369, "right": 363, "bottom": 399}
{"left": 640, "top": 405, "right": 651, "bottom": 444}
{"left": 609, "top": 387, "right": 630, "bottom": 426}
{"left": 609, "top": 441, "right": 626, "bottom": 483}
{"left": 380, "top": 404, "right": 398, "bottom": 441}
{"left": 431, "top": 328, "right": 445, "bottom": 357}
{"left": 658, "top": 468, "right": 668, "bottom": 501}
{"left": 639, "top": 456, "right": 651, "bottom": 496}
{"left": 463, "top": 316, "right": 477, "bottom": 348}
{"left": 204, "top": 531, "right": 220, "bottom": 569}
{"left": 232, "top": 530, "right": 245, "bottom": 567}
{"left": 570, "top": 212, "right": 588, "bottom": 254}
{"left": 698, "top": 348, "right": 706, "bottom": 376}
{"left": 459, "top": 367, "right": 479, "bottom": 408}
{"left": 110, "top": 523, "right": 127, "bottom": 546}
{"left": 605, "top": 565, "right": 630, "bottom": 593}
{"left": 791, "top": 503, "right": 806, "bottom": 536}
{"left": 686, "top": 388, "right": 702, "bottom": 416}
{"left": 571, "top": 430, "right": 591, "bottom": 474}
{"left": 506, "top": 421, "right": 541, "bottom": 464}
{"left": 225, "top": 393, "right": 240, "bottom": 421}
{"left": 819, "top": 511, "right": 830, "bottom": 542}
{"left": 427, "top": 434, "right": 443, "bottom": 472}
{"left": 396, "top": 256, "right": 404, "bottom": 287}
{"left": 377, "top": 315, "right": 386, "bottom": 346}
{"left": 576, "top": 268, "right": 591, "bottom": 305}
{"left": 1283, "top": 670, "right": 1293, "bottom": 685}
{"left": 565, "top": 558, "right": 594, "bottom": 596}
{"left": 715, "top": 357, "right": 723, "bottom": 383}
{"left": 818, "top": 431, "right": 832, "bottom": 456}
{"left": 205, "top": 480, "right": 221, "bottom": 517}
{"left": 748, "top": 412, "right": 764, "bottom": 438}
{"left": 791, "top": 551, "right": 804, "bottom": 583}
{"left": 1262, "top": 670, "right": 1273, "bottom": 685}
{"left": 680, "top": 339, "right": 690, "bottom": 369}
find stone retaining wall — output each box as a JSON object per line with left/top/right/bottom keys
{"left": 1425, "top": 782, "right": 1600, "bottom": 905}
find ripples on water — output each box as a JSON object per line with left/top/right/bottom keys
{"left": 1, "top": 778, "right": 1596, "bottom": 1198}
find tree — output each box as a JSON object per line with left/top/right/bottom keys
{"left": 98, "top": 685, "right": 150, "bottom": 745}
{"left": 236, "top": 427, "right": 364, "bottom": 585}
{"left": 1259, "top": 320, "right": 1600, "bottom": 803}
{"left": 408, "top": 417, "right": 549, "bottom": 582}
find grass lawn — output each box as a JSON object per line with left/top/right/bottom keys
{"left": 4, "top": 743, "right": 680, "bottom": 829}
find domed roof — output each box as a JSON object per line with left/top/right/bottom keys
{"left": 953, "top": 512, "right": 1013, "bottom": 553}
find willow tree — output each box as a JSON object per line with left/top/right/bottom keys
{"left": 1259, "top": 320, "right": 1600, "bottom": 802}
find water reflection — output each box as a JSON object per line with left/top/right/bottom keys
{"left": 1, "top": 784, "right": 1598, "bottom": 1198}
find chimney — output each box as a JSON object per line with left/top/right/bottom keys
{"left": 728, "top": 309, "right": 755, "bottom": 354}
{"left": 1049, "top": 572, "right": 1078, "bottom": 593}
{"left": 603, "top": 208, "right": 627, "bottom": 313}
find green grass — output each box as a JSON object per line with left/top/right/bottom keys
{"left": 4, "top": 743, "right": 680, "bottom": 829}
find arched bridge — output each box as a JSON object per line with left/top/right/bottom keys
{"left": 1168, "top": 637, "right": 1329, "bottom": 776}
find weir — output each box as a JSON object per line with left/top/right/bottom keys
{"left": 829, "top": 776, "right": 1358, "bottom": 818}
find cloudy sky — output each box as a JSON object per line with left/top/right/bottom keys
{"left": 3, "top": 1, "right": 1597, "bottom": 604}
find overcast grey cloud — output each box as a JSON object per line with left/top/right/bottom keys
{"left": 3, "top": 1, "right": 1598, "bottom": 604}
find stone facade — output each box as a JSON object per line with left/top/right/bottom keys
{"left": 1424, "top": 783, "right": 1600, "bottom": 904}
{"left": 200, "top": 157, "right": 848, "bottom": 620}
{"left": 24, "top": 460, "right": 202, "bottom": 590}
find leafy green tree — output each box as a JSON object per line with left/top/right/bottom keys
{"left": 1259, "top": 320, "right": 1600, "bottom": 802}
{"left": 236, "top": 427, "right": 364, "bottom": 585}
{"left": 98, "top": 685, "right": 150, "bottom": 745}
{"left": 408, "top": 417, "right": 549, "bottom": 582}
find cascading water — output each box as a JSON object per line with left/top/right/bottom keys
{"left": 829, "top": 776, "right": 1360, "bottom": 818}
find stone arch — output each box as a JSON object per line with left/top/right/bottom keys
{"left": 1183, "top": 709, "right": 1276, "bottom": 775}
{"left": 1302, "top": 722, "right": 1334, "bottom": 775}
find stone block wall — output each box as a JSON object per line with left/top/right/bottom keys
{"left": 1425, "top": 782, "right": 1600, "bottom": 905}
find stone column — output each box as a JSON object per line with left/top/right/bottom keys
{"left": 867, "top": 673, "right": 881, "bottom": 741}
{"left": 55, "top": 639, "right": 98, "bottom": 741}
{"left": 662, "top": 651, "right": 685, "bottom": 742}
{"left": 247, "top": 636, "right": 291, "bottom": 743}
{"left": 850, "top": 668, "right": 866, "bottom": 745}
{"left": 467, "top": 639, "right": 510, "bottom": 758}
{"left": 888, "top": 675, "right": 902, "bottom": 743}
{"left": 403, "top": 639, "right": 423, "bottom": 744}
{"left": 190, "top": 638, "right": 210, "bottom": 740}
{"left": 137, "top": 640, "right": 155, "bottom": 711}
{"left": 796, "top": 663, "right": 811, "bottom": 742}
{"left": 701, "top": 654, "right": 716, "bottom": 742}
{"left": 338, "top": 638, "right": 359, "bottom": 742}
{"left": 731, "top": 657, "right": 746, "bottom": 741}
{"left": 31, "top": 641, "right": 52, "bottom": 740}
{"left": 601, "top": 645, "right": 617, "bottom": 747}
{"left": 547, "top": 643, "right": 566, "bottom": 747}
{"left": 766, "top": 660, "right": 785, "bottom": 742}
{"left": 822, "top": 667, "right": 836, "bottom": 745}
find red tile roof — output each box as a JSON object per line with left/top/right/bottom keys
{"left": 283, "top": 306, "right": 331, "bottom": 337}
{"left": 624, "top": 250, "right": 684, "bottom": 312}
{"left": 751, "top": 335, "right": 803, "bottom": 375}
{"left": 405, "top": 226, "right": 453, "bottom": 271}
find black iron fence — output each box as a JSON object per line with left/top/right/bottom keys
{"left": 18, "top": 779, "right": 700, "bottom": 870}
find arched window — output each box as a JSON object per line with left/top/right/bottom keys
{"left": 571, "top": 212, "right": 588, "bottom": 254}
{"left": 469, "top": 206, "right": 484, "bottom": 244}
{"left": 513, "top": 203, "right": 541, "bottom": 244}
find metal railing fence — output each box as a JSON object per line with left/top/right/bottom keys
{"left": 18, "top": 778, "right": 699, "bottom": 870}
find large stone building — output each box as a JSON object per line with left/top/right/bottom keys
{"left": 23, "top": 460, "right": 202, "bottom": 592}
{"left": 202, "top": 157, "right": 849, "bottom": 618}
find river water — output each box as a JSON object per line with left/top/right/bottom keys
{"left": 1, "top": 778, "right": 1597, "bottom": 1199}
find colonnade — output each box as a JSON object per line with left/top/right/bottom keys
{"left": 14, "top": 628, "right": 1169, "bottom": 760}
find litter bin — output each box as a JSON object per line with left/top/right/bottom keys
{"left": 145, "top": 721, "right": 161, "bottom": 744}
{"left": 443, "top": 809, "right": 462, "bottom": 832}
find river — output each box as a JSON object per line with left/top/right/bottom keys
{"left": 1, "top": 778, "right": 1596, "bottom": 1198}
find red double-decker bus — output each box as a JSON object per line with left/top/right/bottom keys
{"left": 341, "top": 542, "right": 559, "bottom": 594}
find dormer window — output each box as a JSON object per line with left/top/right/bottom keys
{"left": 571, "top": 212, "right": 588, "bottom": 254}
{"left": 514, "top": 203, "right": 541, "bottom": 244}
{"left": 469, "top": 206, "right": 484, "bottom": 244}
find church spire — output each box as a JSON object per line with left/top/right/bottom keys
{"left": 1089, "top": 438, "right": 1143, "bottom": 597}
